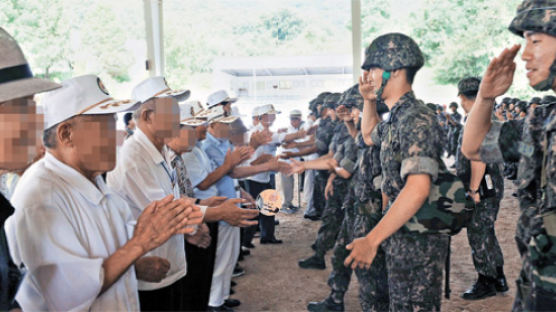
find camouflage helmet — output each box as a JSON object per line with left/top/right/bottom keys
{"left": 339, "top": 84, "right": 363, "bottom": 109}
{"left": 323, "top": 93, "right": 342, "bottom": 109}
{"left": 502, "top": 97, "right": 512, "bottom": 104}
{"left": 542, "top": 95, "right": 556, "bottom": 104}
{"left": 457, "top": 77, "right": 481, "bottom": 96}
{"left": 530, "top": 96, "right": 542, "bottom": 104}
{"left": 509, "top": 1, "right": 556, "bottom": 91}
{"left": 449, "top": 101, "right": 458, "bottom": 109}
{"left": 361, "top": 33, "right": 425, "bottom": 72}
{"left": 509, "top": 0, "right": 556, "bottom": 38}
{"left": 426, "top": 103, "right": 437, "bottom": 112}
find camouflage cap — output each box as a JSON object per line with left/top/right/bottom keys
{"left": 457, "top": 77, "right": 481, "bottom": 96}
{"left": 361, "top": 33, "right": 425, "bottom": 72}
{"left": 449, "top": 101, "right": 458, "bottom": 108}
{"left": 324, "top": 93, "right": 342, "bottom": 109}
{"left": 509, "top": 0, "right": 556, "bottom": 38}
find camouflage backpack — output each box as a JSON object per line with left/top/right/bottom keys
{"left": 385, "top": 109, "right": 473, "bottom": 236}
{"left": 402, "top": 170, "right": 473, "bottom": 235}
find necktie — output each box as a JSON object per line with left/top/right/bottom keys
{"left": 171, "top": 155, "right": 195, "bottom": 198}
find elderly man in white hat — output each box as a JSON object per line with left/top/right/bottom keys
{"left": 0, "top": 27, "right": 61, "bottom": 311}
{"left": 107, "top": 76, "right": 203, "bottom": 311}
{"left": 206, "top": 89, "right": 237, "bottom": 115}
{"left": 242, "top": 104, "right": 306, "bottom": 246}
{"left": 279, "top": 109, "right": 306, "bottom": 214}
{"left": 5, "top": 75, "right": 201, "bottom": 311}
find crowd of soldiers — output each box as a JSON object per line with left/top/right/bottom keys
{"left": 1, "top": 0, "right": 556, "bottom": 311}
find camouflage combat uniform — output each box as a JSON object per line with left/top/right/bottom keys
{"left": 455, "top": 123, "right": 505, "bottom": 279}
{"left": 479, "top": 104, "right": 556, "bottom": 311}
{"left": 371, "top": 91, "right": 449, "bottom": 312}
{"left": 327, "top": 132, "right": 389, "bottom": 311}
{"left": 470, "top": 1, "right": 556, "bottom": 309}
{"left": 448, "top": 110, "right": 462, "bottom": 157}
{"left": 312, "top": 123, "right": 357, "bottom": 257}
{"left": 314, "top": 115, "right": 337, "bottom": 217}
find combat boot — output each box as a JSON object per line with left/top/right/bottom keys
{"left": 298, "top": 254, "right": 325, "bottom": 270}
{"left": 461, "top": 274, "right": 496, "bottom": 300}
{"left": 307, "top": 297, "right": 344, "bottom": 312}
{"left": 495, "top": 266, "right": 509, "bottom": 292}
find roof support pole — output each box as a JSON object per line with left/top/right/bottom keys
{"left": 351, "top": 0, "right": 362, "bottom": 84}
{"left": 143, "top": 0, "right": 164, "bottom": 77}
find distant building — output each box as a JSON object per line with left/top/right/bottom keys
{"left": 212, "top": 55, "right": 354, "bottom": 126}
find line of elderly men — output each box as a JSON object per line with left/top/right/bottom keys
{"left": 0, "top": 27, "right": 305, "bottom": 312}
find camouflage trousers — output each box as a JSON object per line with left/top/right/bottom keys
{"left": 312, "top": 171, "right": 328, "bottom": 217}
{"left": 328, "top": 196, "right": 389, "bottom": 312}
{"left": 385, "top": 231, "right": 449, "bottom": 312}
{"left": 467, "top": 197, "right": 504, "bottom": 278}
{"left": 512, "top": 206, "right": 556, "bottom": 311}
{"left": 313, "top": 182, "right": 347, "bottom": 256}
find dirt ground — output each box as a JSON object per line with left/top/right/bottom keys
{"left": 233, "top": 172, "right": 521, "bottom": 311}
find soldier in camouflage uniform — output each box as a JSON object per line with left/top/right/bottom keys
{"left": 296, "top": 91, "right": 359, "bottom": 271}
{"left": 344, "top": 33, "right": 450, "bottom": 311}
{"left": 454, "top": 77, "right": 508, "bottom": 300}
{"left": 307, "top": 90, "right": 389, "bottom": 312}
{"left": 447, "top": 102, "right": 463, "bottom": 159}
{"left": 462, "top": 1, "right": 556, "bottom": 310}
{"left": 312, "top": 93, "right": 341, "bottom": 219}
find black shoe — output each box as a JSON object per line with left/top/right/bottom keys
{"left": 230, "top": 288, "right": 235, "bottom": 295}
{"left": 231, "top": 281, "right": 237, "bottom": 287}
{"left": 304, "top": 214, "right": 321, "bottom": 221}
{"left": 495, "top": 275, "right": 509, "bottom": 292}
{"left": 275, "top": 219, "right": 280, "bottom": 225}
{"left": 243, "top": 242, "right": 256, "bottom": 249}
{"left": 310, "top": 243, "right": 316, "bottom": 251}
{"left": 461, "top": 276, "right": 496, "bottom": 300}
{"left": 241, "top": 247, "right": 251, "bottom": 256}
{"left": 224, "top": 299, "right": 241, "bottom": 308}
{"left": 207, "top": 304, "right": 234, "bottom": 312}
{"left": 232, "top": 265, "right": 245, "bottom": 278}
{"left": 307, "top": 297, "right": 344, "bottom": 312}
{"left": 298, "top": 254, "right": 325, "bottom": 270}
{"left": 260, "top": 238, "right": 283, "bottom": 244}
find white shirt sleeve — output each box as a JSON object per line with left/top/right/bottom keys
{"left": 14, "top": 203, "right": 104, "bottom": 311}
{"left": 182, "top": 151, "right": 207, "bottom": 188}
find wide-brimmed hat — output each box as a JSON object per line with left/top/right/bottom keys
{"left": 206, "top": 90, "right": 238, "bottom": 108}
{"left": 0, "top": 28, "right": 61, "bottom": 102}
{"left": 131, "top": 76, "right": 190, "bottom": 103}
{"left": 42, "top": 75, "right": 140, "bottom": 129}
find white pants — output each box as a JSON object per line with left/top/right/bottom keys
{"left": 280, "top": 173, "right": 294, "bottom": 208}
{"left": 208, "top": 221, "right": 240, "bottom": 307}
{"left": 303, "top": 169, "right": 316, "bottom": 216}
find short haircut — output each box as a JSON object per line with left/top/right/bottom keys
{"left": 404, "top": 66, "right": 419, "bottom": 85}
{"left": 123, "top": 112, "right": 133, "bottom": 126}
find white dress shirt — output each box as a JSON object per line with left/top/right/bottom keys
{"left": 5, "top": 152, "right": 139, "bottom": 311}
{"left": 107, "top": 128, "right": 186, "bottom": 291}
{"left": 181, "top": 144, "right": 219, "bottom": 199}
{"left": 246, "top": 124, "right": 284, "bottom": 183}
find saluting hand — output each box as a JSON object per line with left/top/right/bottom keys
{"left": 478, "top": 44, "right": 521, "bottom": 100}
{"left": 359, "top": 71, "right": 378, "bottom": 102}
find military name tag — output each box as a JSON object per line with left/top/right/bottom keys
{"left": 518, "top": 142, "right": 535, "bottom": 158}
